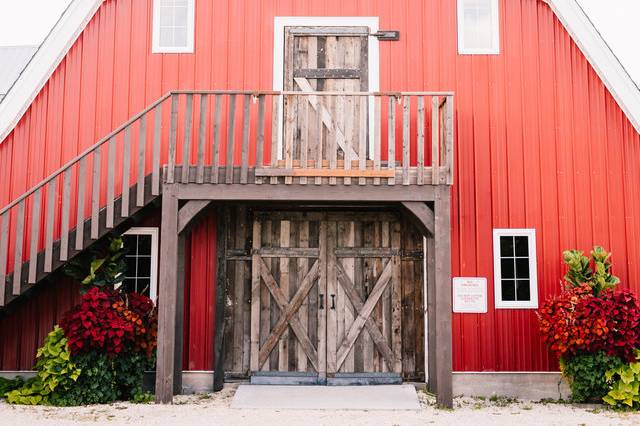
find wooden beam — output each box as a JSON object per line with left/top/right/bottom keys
{"left": 155, "top": 185, "right": 179, "bottom": 404}
{"left": 173, "top": 233, "right": 186, "bottom": 395}
{"left": 255, "top": 168, "right": 395, "bottom": 178}
{"left": 401, "top": 202, "right": 435, "bottom": 237}
{"left": 213, "top": 206, "right": 228, "bottom": 392}
{"left": 177, "top": 200, "right": 212, "bottom": 234}
{"left": 434, "top": 186, "right": 452, "bottom": 408}
{"left": 175, "top": 183, "right": 437, "bottom": 202}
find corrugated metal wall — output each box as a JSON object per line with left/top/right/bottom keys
{"left": 1, "top": 0, "right": 639, "bottom": 372}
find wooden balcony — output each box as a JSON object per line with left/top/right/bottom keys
{"left": 0, "top": 89, "right": 453, "bottom": 307}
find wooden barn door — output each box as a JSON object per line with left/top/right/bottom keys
{"left": 283, "top": 26, "right": 369, "bottom": 165}
{"left": 250, "top": 213, "right": 327, "bottom": 379}
{"left": 326, "top": 213, "right": 402, "bottom": 377}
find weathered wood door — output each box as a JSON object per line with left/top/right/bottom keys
{"left": 250, "top": 212, "right": 404, "bottom": 379}
{"left": 283, "top": 26, "right": 369, "bottom": 166}
{"left": 250, "top": 213, "right": 327, "bottom": 377}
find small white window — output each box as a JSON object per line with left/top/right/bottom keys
{"left": 457, "top": 0, "right": 500, "bottom": 54}
{"left": 492, "top": 229, "right": 538, "bottom": 309}
{"left": 152, "top": 0, "right": 195, "bottom": 53}
{"left": 120, "top": 227, "right": 159, "bottom": 302}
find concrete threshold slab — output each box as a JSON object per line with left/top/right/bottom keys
{"left": 230, "top": 384, "right": 420, "bottom": 410}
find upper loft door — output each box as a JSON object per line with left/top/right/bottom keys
{"left": 283, "top": 26, "right": 370, "bottom": 168}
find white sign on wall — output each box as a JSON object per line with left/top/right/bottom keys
{"left": 452, "top": 277, "right": 488, "bottom": 313}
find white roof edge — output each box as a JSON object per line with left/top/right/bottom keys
{"left": 0, "top": 0, "right": 104, "bottom": 143}
{"left": 546, "top": 0, "right": 640, "bottom": 133}
{"left": 0, "top": 0, "right": 639, "bottom": 143}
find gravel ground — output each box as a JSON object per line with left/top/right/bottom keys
{"left": 1, "top": 383, "right": 639, "bottom": 426}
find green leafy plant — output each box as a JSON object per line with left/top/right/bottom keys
{"left": 6, "top": 326, "right": 80, "bottom": 405}
{"left": 53, "top": 352, "right": 118, "bottom": 406}
{"left": 0, "top": 376, "right": 25, "bottom": 397}
{"left": 561, "top": 351, "right": 624, "bottom": 403}
{"left": 603, "top": 350, "right": 640, "bottom": 409}
{"left": 64, "top": 236, "right": 127, "bottom": 292}
{"left": 114, "top": 352, "right": 153, "bottom": 401}
{"left": 563, "top": 246, "right": 620, "bottom": 296}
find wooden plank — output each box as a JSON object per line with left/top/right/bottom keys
{"left": 431, "top": 97, "right": 440, "bottom": 184}
{"left": 60, "top": 168, "right": 71, "bottom": 261}
{"left": 196, "top": 94, "right": 208, "bottom": 184}
{"left": 91, "top": 147, "right": 101, "bottom": 238}
{"left": 255, "top": 95, "right": 266, "bottom": 184}
{"left": 278, "top": 220, "right": 290, "bottom": 370}
{"left": 137, "top": 114, "right": 147, "bottom": 205}
{"left": 381, "top": 221, "right": 391, "bottom": 371}
{"left": 177, "top": 200, "right": 212, "bottom": 234}
{"left": 232, "top": 206, "right": 247, "bottom": 373}
{"left": 121, "top": 126, "right": 131, "bottom": 218}
{"left": 417, "top": 97, "right": 425, "bottom": 185}
{"left": 391, "top": 221, "right": 402, "bottom": 373}
{"left": 343, "top": 221, "right": 356, "bottom": 372}
{"left": 300, "top": 100, "right": 308, "bottom": 185}
{"left": 284, "top": 95, "right": 294, "bottom": 185}
{"left": 444, "top": 96, "right": 454, "bottom": 185}
{"left": 318, "top": 219, "right": 328, "bottom": 380}
{"left": 225, "top": 94, "right": 237, "bottom": 184}
{"left": 0, "top": 212, "right": 8, "bottom": 305}
{"left": 254, "top": 168, "right": 394, "bottom": 178}
{"left": 152, "top": 104, "right": 162, "bottom": 195}
{"left": 173, "top": 233, "right": 186, "bottom": 395}
{"left": 388, "top": 97, "right": 396, "bottom": 185}
{"left": 293, "top": 68, "right": 361, "bottom": 79}
{"left": 12, "top": 200, "right": 25, "bottom": 294}
{"left": 75, "top": 157, "right": 87, "bottom": 250}
{"left": 287, "top": 26, "right": 369, "bottom": 35}
{"left": 270, "top": 96, "right": 280, "bottom": 185}
{"left": 334, "top": 247, "right": 401, "bottom": 257}
{"left": 28, "top": 189, "right": 42, "bottom": 284}
{"left": 326, "top": 221, "right": 337, "bottom": 373}
{"left": 373, "top": 97, "right": 381, "bottom": 185}
{"left": 250, "top": 218, "right": 262, "bottom": 372}
{"left": 402, "top": 96, "right": 410, "bottom": 186}
{"left": 211, "top": 94, "right": 222, "bottom": 184}
{"left": 358, "top": 96, "right": 367, "bottom": 186}
{"left": 155, "top": 185, "right": 179, "bottom": 404}
{"left": 106, "top": 136, "right": 116, "bottom": 228}
{"left": 213, "top": 206, "right": 229, "bottom": 391}
{"left": 315, "top": 104, "right": 323, "bottom": 185}
{"left": 252, "top": 247, "right": 319, "bottom": 258}
{"left": 343, "top": 95, "right": 353, "bottom": 186}
{"left": 43, "top": 179, "right": 56, "bottom": 273}
{"left": 297, "top": 221, "right": 309, "bottom": 372}
{"left": 167, "top": 94, "right": 179, "bottom": 184}
{"left": 181, "top": 94, "right": 194, "bottom": 183}
{"left": 401, "top": 202, "right": 435, "bottom": 236}
{"left": 240, "top": 94, "right": 251, "bottom": 184}
{"left": 426, "top": 234, "right": 437, "bottom": 392}
{"left": 434, "top": 186, "right": 452, "bottom": 407}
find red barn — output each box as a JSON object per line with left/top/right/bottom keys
{"left": 1, "top": 0, "right": 639, "bottom": 407}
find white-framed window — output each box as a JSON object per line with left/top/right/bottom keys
{"left": 121, "top": 227, "right": 159, "bottom": 302}
{"left": 492, "top": 229, "right": 538, "bottom": 309}
{"left": 457, "top": 0, "right": 500, "bottom": 54}
{"left": 152, "top": 0, "right": 195, "bottom": 53}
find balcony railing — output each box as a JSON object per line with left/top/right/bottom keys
{"left": 0, "top": 90, "right": 453, "bottom": 305}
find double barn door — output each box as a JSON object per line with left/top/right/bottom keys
{"left": 250, "top": 212, "right": 402, "bottom": 381}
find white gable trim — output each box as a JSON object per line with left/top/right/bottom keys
{"left": 545, "top": 0, "right": 640, "bottom": 133}
{"left": 0, "top": 0, "right": 639, "bottom": 144}
{"left": 0, "top": 0, "right": 104, "bottom": 143}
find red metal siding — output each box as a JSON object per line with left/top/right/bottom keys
{"left": 1, "top": 0, "right": 640, "bottom": 372}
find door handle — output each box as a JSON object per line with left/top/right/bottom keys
{"left": 330, "top": 294, "right": 336, "bottom": 310}
{"left": 319, "top": 294, "right": 324, "bottom": 310}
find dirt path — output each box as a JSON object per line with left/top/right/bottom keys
{"left": 1, "top": 384, "right": 639, "bottom": 425}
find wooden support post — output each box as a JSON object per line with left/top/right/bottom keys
{"left": 155, "top": 185, "right": 179, "bottom": 404}
{"left": 434, "top": 186, "right": 452, "bottom": 408}
{"left": 213, "top": 206, "right": 228, "bottom": 392}
{"left": 173, "top": 233, "right": 186, "bottom": 395}
{"left": 426, "top": 232, "right": 437, "bottom": 394}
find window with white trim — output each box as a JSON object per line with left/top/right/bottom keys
{"left": 457, "top": 0, "right": 500, "bottom": 54}
{"left": 492, "top": 229, "right": 538, "bottom": 309}
{"left": 120, "top": 228, "right": 159, "bottom": 302}
{"left": 152, "top": 0, "right": 195, "bottom": 53}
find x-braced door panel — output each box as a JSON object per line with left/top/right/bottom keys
{"left": 250, "top": 214, "right": 327, "bottom": 377}
{"left": 326, "top": 216, "right": 402, "bottom": 375}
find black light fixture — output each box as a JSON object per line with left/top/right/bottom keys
{"left": 371, "top": 30, "right": 400, "bottom": 41}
